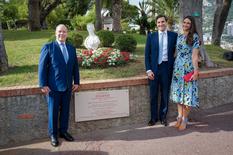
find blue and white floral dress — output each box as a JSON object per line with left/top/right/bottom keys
{"left": 170, "top": 33, "right": 200, "bottom": 107}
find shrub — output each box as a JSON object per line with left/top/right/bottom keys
{"left": 15, "top": 19, "right": 28, "bottom": 29}
{"left": 77, "top": 48, "right": 131, "bottom": 68}
{"left": 96, "top": 30, "right": 114, "bottom": 47}
{"left": 115, "top": 34, "right": 137, "bottom": 53}
{"left": 70, "top": 32, "right": 83, "bottom": 48}
{"left": 1, "top": 22, "right": 8, "bottom": 29}
{"left": 48, "top": 32, "right": 83, "bottom": 48}
{"left": 56, "top": 19, "right": 72, "bottom": 30}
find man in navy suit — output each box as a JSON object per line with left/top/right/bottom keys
{"left": 38, "top": 24, "right": 80, "bottom": 147}
{"left": 145, "top": 15, "right": 177, "bottom": 126}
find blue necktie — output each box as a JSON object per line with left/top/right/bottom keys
{"left": 158, "top": 32, "right": 164, "bottom": 64}
{"left": 60, "top": 43, "right": 69, "bottom": 63}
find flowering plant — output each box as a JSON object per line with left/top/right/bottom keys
{"left": 77, "top": 48, "right": 131, "bottom": 68}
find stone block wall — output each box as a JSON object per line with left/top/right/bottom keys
{"left": 0, "top": 68, "right": 233, "bottom": 147}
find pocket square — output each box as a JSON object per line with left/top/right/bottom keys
{"left": 183, "top": 71, "right": 194, "bottom": 82}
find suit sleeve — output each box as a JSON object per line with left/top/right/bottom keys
{"left": 73, "top": 48, "right": 80, "bottom": 85}
{"left": 174, "top": 33, "right": 178, "bottom": 54}
{"left": 38, "top": 44, "right": 49, "bottom": 87}
{"left": 145, "top": 33, "right": 152, "bottom": 71}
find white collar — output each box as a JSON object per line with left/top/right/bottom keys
{"left": 158, "top": 30, "right": 167, "bottom": 35}
{"left": 56, "top": 40, "right": 66, "bottom": 45}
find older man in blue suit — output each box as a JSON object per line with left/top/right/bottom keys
{"left": 38, "top": 24, "right": 80, "bottom": 147}
{"left": 145, "top": 15, "right": 177, "bottom": 126}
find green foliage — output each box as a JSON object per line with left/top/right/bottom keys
{"left": 115, "top": 34, "right": 137, "bottom": 53}
{"left": 46, "top": 5, "right": 67, "bottom": 29}
{"left": 1, "top": 0, "right": 28, "bottom": 29}
{"left": 147, "top": 0, "right": 179, "bottom": 30}
{"left": 17, "top": 3, "right": 28, "bottom": 19}
{"left": 0, "top": 1, "right": 3, "bottom": 19}
{"left": 57, "top": 19, "right": 72, "bottom": 29}
{"left": 205, "top": 45, "right": 233, "bottom": 67}
{"left": 48, "top": 32, "right": 83, "bottom": 48}
{"left": 133, "top": 0, "right": 150, "bottom": 34}
{"left": 2, "top": 4, "right": 18, "bottom": 21}
{"left": 122, "top": 1, "right": 138, "bottom": 21}
{"left": 96, "top": 30, "right": 115, "bottom": 47}
{"left": 70, "top": 6, "right": 95, "bottom": 30}
{"left": 70, "top": 32, "right": 83, "bottom": 48}
{"left": 121, "top": 20, "right": 131, "bottom": 32}
{"left": 66, "top": 0, "right": 93, "bottom": 18}
{"left": 15, "top": 19, "right": 28, "bottom": 29}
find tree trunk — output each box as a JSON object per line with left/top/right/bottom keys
{"left": 0, "top": 22, "right": 8, "bottom": 73}
{"left": 28, "top": 0, "right": 41, "bottom": 31}
{"left": 95, "top": 0, "right": 102, "bottom": 31}
{"left": 112, "top": 0, "right": 122, "bottom": 32}
{"left": 212, "top": 0, "right": 232, "bottom": 46}
{"left": 40, "top": 0, "right": 62, "bottom": 29}
{"left": 179, "top": 0, "right": 215, "bottom": 67}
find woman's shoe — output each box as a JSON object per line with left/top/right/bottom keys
{"left": 178, "top": 117, "right": 188, "bottom": 131}
{"left": 174, "top": 117, "right": 182, "bottom": 128}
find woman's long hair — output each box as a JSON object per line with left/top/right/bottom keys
{"left": 184, "top": 16, "right": 199, "bottom": 46}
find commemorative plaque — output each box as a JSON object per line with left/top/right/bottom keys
{"left": 74, "top": 89, "right": 129, "bottom": 122}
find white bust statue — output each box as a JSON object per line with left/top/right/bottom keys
{"left": 84, "top": 23, "right": 100, "bottom": 50}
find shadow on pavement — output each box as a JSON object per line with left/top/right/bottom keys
{"left": 0, "top": 148, "right": 108, "bottom": 155}
{"left": 76, "top": 103, "right": 233, "bottom": 141}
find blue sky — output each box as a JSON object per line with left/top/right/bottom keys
{"left": 129, "top": 0, "right": 142, "bottom": 7}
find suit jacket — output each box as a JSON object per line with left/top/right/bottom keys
{"left": 145, "top": 31, "right": 177, "bottom": 76}
{"left": 38, "top": 41, "right": 80, "bottom": 92}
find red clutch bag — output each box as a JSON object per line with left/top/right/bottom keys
{"left": 183, "top": 71, "right": 194, "bottom": 82}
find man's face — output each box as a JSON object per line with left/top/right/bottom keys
{"left": 55, "top": 25, "right": 68, "bottom": 42}
{"left": 156, "top": 17, "right": 167, "bottom": 32}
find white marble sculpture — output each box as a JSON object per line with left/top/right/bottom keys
{"left": 84, "top": 23, "right": 100, "bottom": 50}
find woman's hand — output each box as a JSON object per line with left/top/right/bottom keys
{"left": 191, "top": 70, "right": 199, "bottom": 81}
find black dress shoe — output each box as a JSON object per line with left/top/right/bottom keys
{"left": 60, "top": 132, "right": 74, "bottom": 141}
{"left": 50, "top": 135, "right": 59, "bottom": 147}
{"left": 148, "top": 120, "right": 156, "bottom": 126}
{"left": 161, "top": 119, "right": 168, "bottom": 126}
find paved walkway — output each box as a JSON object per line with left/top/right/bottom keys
{"left": 1, "top": 103, "right": 233, "bottom": 155}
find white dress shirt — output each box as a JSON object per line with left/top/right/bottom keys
{"left": 158, "top": 30, "right": 168, "bottom": 62}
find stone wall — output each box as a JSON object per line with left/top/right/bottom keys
{"left": 0, "top": 68, "right": 233, "bottom": 147}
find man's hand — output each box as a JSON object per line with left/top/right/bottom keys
{"left": 72, "top": 84, "right": 79, "bottom": 92}
{"left": 147, "top": 71, "right": 155, "bottom": 80}
{"left": 41, "top": 86, "right": 50, "bottom": 95}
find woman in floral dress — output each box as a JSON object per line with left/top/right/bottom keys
{"left": 170, "top": 16, "right": 200, "bottom": 130}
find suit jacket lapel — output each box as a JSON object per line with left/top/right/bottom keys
{"left": 154, "top": 32, "right": 159, "bottom": 59}
{"left": 54, "top": 41, "right": 67, "bottom": 64}
{"left": 65, "top": 44, "right": 71, "bottom": 64}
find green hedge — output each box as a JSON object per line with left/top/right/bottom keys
{"left": 115, "top": 34, "right": 137, "bottom": 53}
{"left": 96, "top": 30, "right": 114, "bottom": 47}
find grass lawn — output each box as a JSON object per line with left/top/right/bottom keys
{"left": 0, "top": 30, "right": 232, "bottom": 87}
{"left": 0, "top": 30, "right": 146, "bottom": 87}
